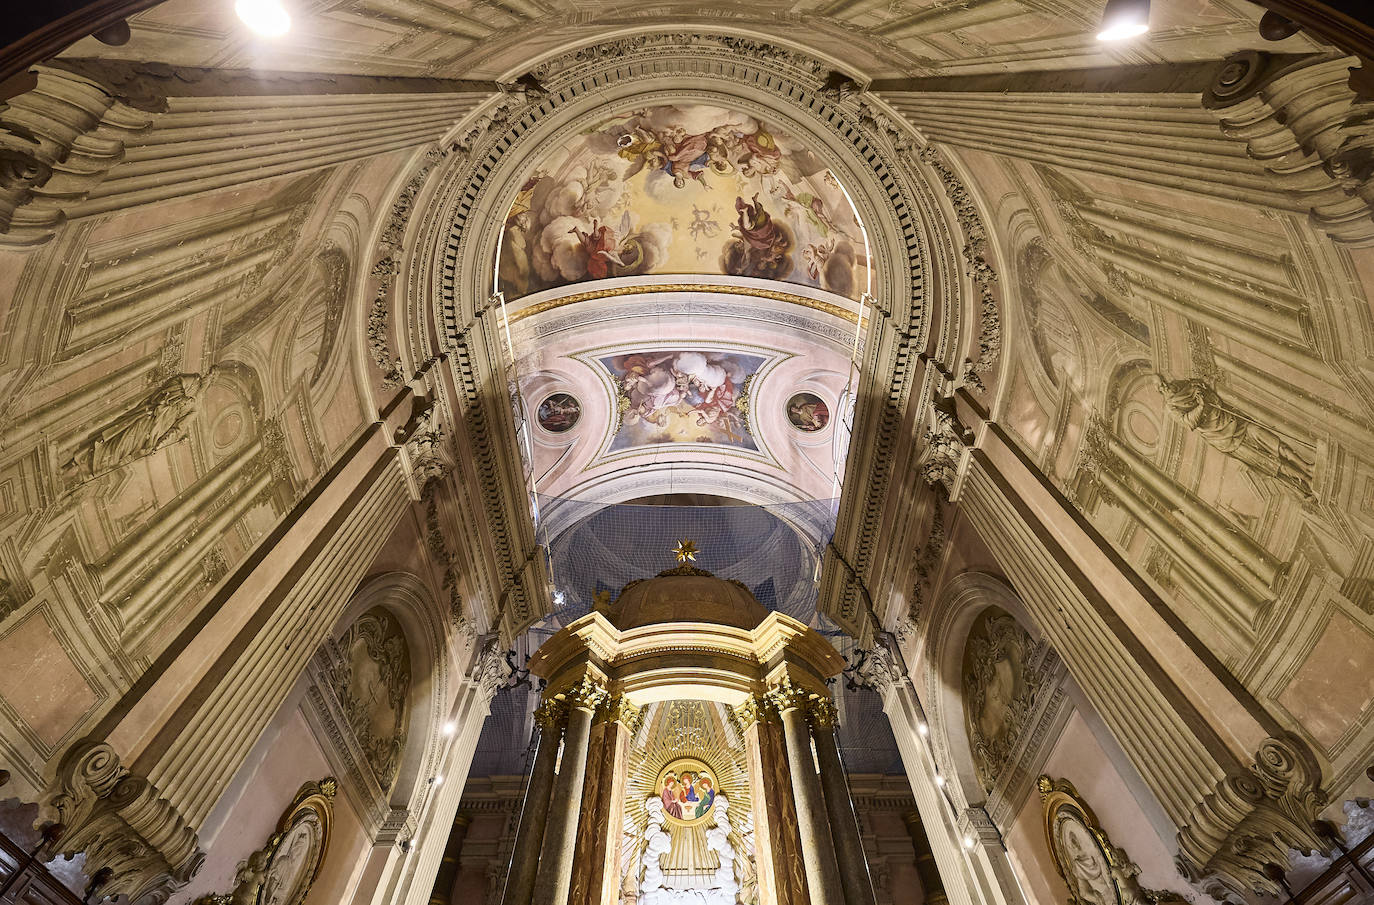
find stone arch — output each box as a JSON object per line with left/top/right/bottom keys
{"left": 397, "top": 37, "right": 960, "bottom": 369}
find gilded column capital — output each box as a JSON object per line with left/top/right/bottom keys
{"left": 533, "top": 698, "right": 567, "bottom": 732}
{"left": 807, "top": 697, "right": 839, "bottom": 731}
{"left": 765, "top": 675, "right": 814, "bottom": 714}
{"left": 732, "top": 694, "right": 777, "bottom": 729}
{"left": 597, "top": 694, "right": 642, "bottom": 732}
{"left": 560, "top": 674, "right": 610, "bottom": 712}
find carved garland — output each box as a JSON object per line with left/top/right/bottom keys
{"left": 327, "top": 609, "right": 411, "bottom": 790}
{"left": 918, "top": 145, "right": 1002, "bottom": 392}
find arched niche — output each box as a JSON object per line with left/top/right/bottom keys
{"left": 306, "top": 570, "right": 450, "bottom": 835}
{"left": 922, "top": 570, "right": 1063, "bottom": 815}
{"left": 920, "top": 570, "right": 1207, "bottom": 905}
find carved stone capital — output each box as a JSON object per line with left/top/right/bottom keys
{"left": 43, "top": 740, "right": 204, "bottom": 905}
{"left": 807, "top": 697, "right": 839, "bottom": 730}
{"left": 0, "top": 63, "right": 163, "bottom": 245}
{"left": 764, "top": 675, "right": 814, "bottom": 714}
{"left": 533, "top": 698, "right": 567, "bottom": 733}
{"left": 598, "top": 695, "right": 643, "bottom": 732}
{"left": 560, "top": 674, "right": 610, "bottom": 712}
{"left": 470, "top": 637, "right": 509, "bottom": 706}
{"left": 732, "top": 694, "right": 777, "bottom": 729}
{"left": 1175, "top": 734, "right": 1327, "bottom": 902}
{"left": 1204, "top": 51, "right": 1374, "bottom": 245}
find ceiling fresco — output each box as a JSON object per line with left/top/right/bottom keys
{"left": 497, "top": 104, "right": 870, "bottom": 301}
{"left": 601, "top": 350, "right": 766, "bottom": 452}
{"left": 511, "top": 293, "right": 858, "bottom": 506}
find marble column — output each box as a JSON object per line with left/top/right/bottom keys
{"left": 503, "top": 700, "right": 565, "bottom": 905}
{"left": 902, "top": 812, "right": 948, "bottom": 905}
{"left": 737, "top": 695, "right": 807, "bottom": 905}
{"left": 771, "top": 681, "right": 845, "bottom": 905}
{"left": 810, "top": 698, "right": 877, "bottom": 905}
{"left": 532, "top": 679, "right": 606, "bottom": 905}
{"left": 569, "top": 696, "right": 639, "bottom": 905}
{"left": 429, "top": 814, "right": 471, "bottom": 905}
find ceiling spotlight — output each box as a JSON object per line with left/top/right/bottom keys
{"left": 1096, "top": 0, "right": 1149, "bottom": 41}
{"left": 917, "top": 721, "right": 929, "bottom": 737}
{"left": 236, "top": 0, "right": 291, "bottom": 37}
{"left": 442, "top": 721, "right": 456, "bottom": 737}
{"left": 934, "top": 773, "right": 945, "bottom": 787}
{"left": 963, "top": 835, "right": 976, "bottom": 850}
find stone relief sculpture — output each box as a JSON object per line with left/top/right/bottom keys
{"left": 328, "top": 609, "right": 411, "bottom": 790}
{"left": 60, "top": 370, "right": 216, "bottom": 484}
{"left": 963, "top": 609, "right": 1044, "bottom": 792}
{"left": 1038, "top": 777, "right": 1185, "bottom": 905}
{"left": 194, "top": 778, "right": 336, "bottom": 905}
{"left": 1155, "top": 374, "right": 1316, "bottom": 499}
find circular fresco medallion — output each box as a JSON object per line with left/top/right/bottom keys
{"left": 537, "top": 393, "right": 581, "bottom": 433}
{"left": 786, "top": 392, "right": 829, "bottom": 432}
{"left": 656, "top": 757, "right": 718, "bottom": 826}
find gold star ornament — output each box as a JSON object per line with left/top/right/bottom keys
{"left": 672, "top": 540, "right": 699, "bottom": 564}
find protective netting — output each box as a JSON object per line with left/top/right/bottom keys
{"left": 537, "top": 495, "right": 838, "bottom": 626}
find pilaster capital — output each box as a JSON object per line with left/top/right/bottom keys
{"left": 1175, "top": 734, "right": 1327, "bottom": 901}
{"left": 733, "top": 694, "right": 777, "bottom": 729}
{"left": 807, "top": 697, "right": 839, "bottom": 730}
{"left": 597, "top": 694, "right": 643, "bottom": 732}
{"left": 533, "top": 698, "right": 567, "bottom": 732}
{"left": 42, "top": 740, "right": 204, "bottom": 905}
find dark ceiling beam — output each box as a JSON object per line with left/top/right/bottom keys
{"left": 48, "top": 58, "right": 501, "bottom": 96}
{"left": 0, "top": 0, "right": 164, "bottom": 85}
{"left": 870, "top": 60, "right": 1229, "bottom": 95}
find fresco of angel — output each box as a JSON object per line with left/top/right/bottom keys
{"left": 602, "top": 349, "right": 763, "bottom": 451}
{"left": 496, "top": 103, "right": 869, "bottom": 300}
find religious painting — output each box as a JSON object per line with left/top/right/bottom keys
{"left": 657, "top": 758, "right": 718, "bottom": 825}
{"left": 496, "top": 104, "right": 869, "bottom": 300}
{"left": 536, "top": 392, "right": 582, "bottom": 433}
{"left": 786, "top": 392, "right": 829, "bottom": 432}
{"left": 601, "top": 350, "right": 762, "bottom": 451}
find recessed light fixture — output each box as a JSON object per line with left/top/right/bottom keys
{"left": 442, "top": 721, "right": 456, "bottom": 736}
{"left": 235, "top": 0, "right": 291, "bottom": 37}
{"left": 1096, "top": 0, "right": 1150, "bottom": 41}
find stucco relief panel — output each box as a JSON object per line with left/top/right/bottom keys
{"left": 326, "top": 607, "right": 412, "bottom": 791}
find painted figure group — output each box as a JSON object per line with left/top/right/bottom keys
{"left": 660, "top": 770, "right": 715, "bottom": 821}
